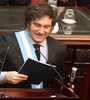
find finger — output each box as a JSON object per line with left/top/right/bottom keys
{"left": 6, "top": 72, "right": 28, "bottom": 84}
{"left": 68, "top": 83, "right": 74, "bottom": 89}
{"left": 68, "top": 88, "right": 74, "bottom": 92}
{"left": 17, "top": 74, "right": 28, "bottom": 79}
{"left": 9, "top": 76, "right": 27, "bottom": 84}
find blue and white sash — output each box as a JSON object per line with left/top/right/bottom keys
{"left": 15, "top": 30, "right": 43, "bottom": 89}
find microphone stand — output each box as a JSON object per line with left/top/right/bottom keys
{"left": 36, "top": 48, "right": 64, "bottom": 96}
{"left": 0, "top": 47, "right": 10, "bottom": 98}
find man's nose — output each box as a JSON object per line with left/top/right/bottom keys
{"left": 38, "top": 27, "right": 44, "bottom": 34}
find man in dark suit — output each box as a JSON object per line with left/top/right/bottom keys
{"left": 0, "top": 2, "right": 67, "bottom": 88}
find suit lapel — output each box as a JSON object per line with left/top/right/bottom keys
{"left": 47, "top": 36, "right": 56, "bottom": 64}
{"left": 10, "top": 32, "right": 24, "bottom": 66}
{"left": 9, "top": 33, "right": 21, "bottom": 52}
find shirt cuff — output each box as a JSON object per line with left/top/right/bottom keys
{"left": 0, "top": 72, "right": 7, "bottom": 84}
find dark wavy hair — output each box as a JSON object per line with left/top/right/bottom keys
{"left": 25, "top": 1, "right": 58, "bottom": 29}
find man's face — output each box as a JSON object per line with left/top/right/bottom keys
{"left": 27, "top": 16, "right": 52, "bottom": 43}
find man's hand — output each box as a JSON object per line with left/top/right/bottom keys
{"left": 5, "top": 71, "right": 28, "bottom": 84}
{"left": 59, "top": 0, "right": 69, "bottom": 3}
{"left": 68, "top": 83, "right": 74, "bottom": 92}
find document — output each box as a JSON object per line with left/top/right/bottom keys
{"left": 18, "top": 58, "right": 55, "bottom": 85}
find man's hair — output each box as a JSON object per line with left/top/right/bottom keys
{"left": 25, "top": 1, "right": 58, "bottom": 28}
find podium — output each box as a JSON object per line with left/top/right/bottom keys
{"left": 0, "top": 78, "right": 79, "bottom": 100}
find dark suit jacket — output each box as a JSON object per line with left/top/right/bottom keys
{"left": 0, "top": 32, "right": 67, "bottom": 88}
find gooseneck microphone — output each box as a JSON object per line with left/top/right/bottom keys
{"left": 0, "top": 47, "right": 10, "bottom": 98}
{"left": 0, "top": 47, "right": 10, "bottom": 73}
{"left": 69, "top": 67, "right": 77, "bottom": 89}
{"left": 34, "top": 47, "right": 64, "bottom": 96}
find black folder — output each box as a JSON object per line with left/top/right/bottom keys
{"left": 18, "top": 58, "right": 55, "bottom": 85}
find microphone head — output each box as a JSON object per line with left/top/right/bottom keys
{"left": 70, "top": 67, "right": 77, "bottom": 82}
{"left": 72, "top": 67, "right": 77, "bottom": 72}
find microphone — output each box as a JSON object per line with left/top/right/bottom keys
{"left": 0, "top": 47, "right": 10, "bottom": 98}
{"left": 69, "top": 67, "right": 77, "bottom": 89}
{"left": 34, "top": 47, "right": 64, "bottom": 96}
{"left": 0, "top": 47, "right": 10, "bottom": 73}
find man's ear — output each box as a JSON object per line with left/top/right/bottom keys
{"left": 27, "top": 22, "right": 31, "bottom": 27}
{"left": 27, "top": 23, "right": 29, "bottom": 27}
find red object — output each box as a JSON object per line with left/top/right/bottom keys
{"left": 31, "top": 0, "right": 45, "bottom": 5}
{"left": 6, "top": 2, "right": 10, "bottom": 7}
{"left": 75, "top": 0, "right": 77, "bottom": 7}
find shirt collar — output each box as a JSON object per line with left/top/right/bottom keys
{"left": 30, "top": 36, "right": 47, "bottom": 48}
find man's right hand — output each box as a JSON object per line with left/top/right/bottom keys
{"left": 5, "top": 71, "right": 28, "bottom": 84}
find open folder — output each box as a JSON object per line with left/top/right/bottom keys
{"left": 18, "top": 58, "right": 55, "bottom": 85}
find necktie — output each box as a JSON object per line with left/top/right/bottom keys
{"left": 33, "top": 44, "right": 40, "bottom": 61}
{"left": 33, "top": 44, "right": 43, "bottom": 88}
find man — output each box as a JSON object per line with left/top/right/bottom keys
{"left": 0, "top": 2, "right": 67, "bottom": 88}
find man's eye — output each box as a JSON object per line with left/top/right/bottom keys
{"left": 35, "top": 24, "right": 40, "bottom": 27}
{"left": 44, "top": 26, "right": 50, "bottom": 29}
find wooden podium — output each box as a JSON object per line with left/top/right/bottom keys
{"left": 0, "top": 78, "right": 79, "bottom": 100}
